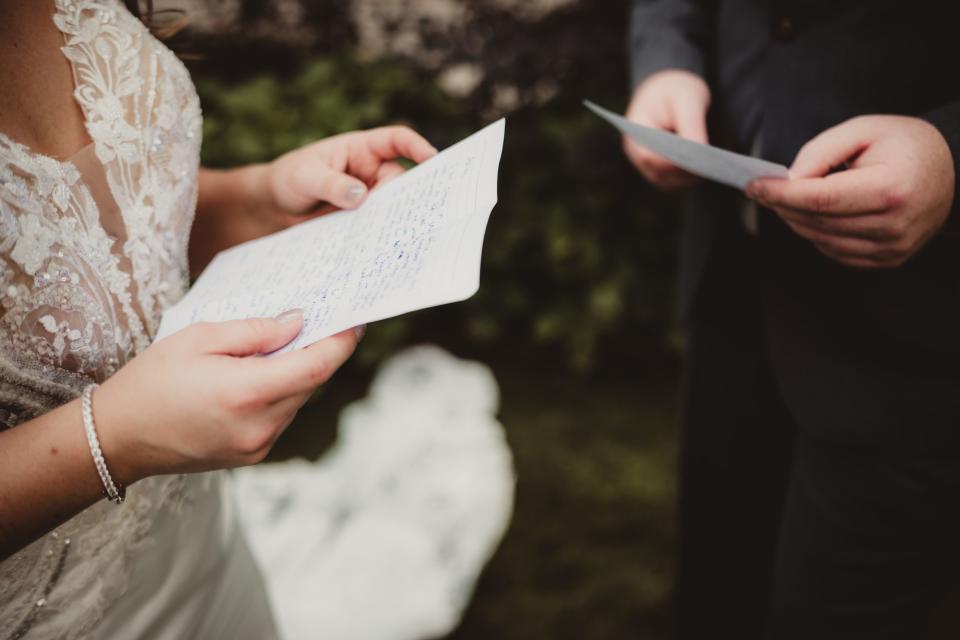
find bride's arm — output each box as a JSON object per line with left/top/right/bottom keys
{"left": 189, "top": 126, "right": 437, "bottom": 276}
{"left": 190, "top": 164, "right": 274, "bottom": 275}
{"left": 0, "top": 398, "right": 112, "bottom": 560}
{"left": 0, "top": 315, "right": 360, "bottom": 560}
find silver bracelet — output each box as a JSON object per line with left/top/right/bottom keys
{"left": 81, "top": 384, "right": 125, "bottom": 505}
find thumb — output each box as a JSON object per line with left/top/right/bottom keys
{"left": 202, "top": 310, "right": 304, "bottom": 357}
{"left": 287, "top": 163, "right": 369, "bottom": 212}
{"left": 673, "top": 100, "right": 709, "bottom": 145}
{"left": 791, "top": 118, "right": 876, "bottom": 179}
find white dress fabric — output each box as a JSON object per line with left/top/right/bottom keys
{"left": 0, "top": 2, "right": 514, "bottom": 639}
{"left": 234, "top": 346, "right": 515, "bottom": 640}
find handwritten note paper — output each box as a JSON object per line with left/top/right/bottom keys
{"left": 156, "top": 119, "right": 505, "bottom": 350}
{"left": 584, "top": 101, "right": 789, "bottom": 190}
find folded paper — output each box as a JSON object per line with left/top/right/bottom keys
{"left": 157, "top": 119, "right": 506, "bottom": 350}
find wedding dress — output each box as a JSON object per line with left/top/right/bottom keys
{"left": 234, "top": 346, "right": 514, "bottom": 640}
{"left": 0, "top": 2, "right": 514, "bottom": 638}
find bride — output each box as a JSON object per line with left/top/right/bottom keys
{"left": 0, "top": 1, "right": 512, "bottom": 638}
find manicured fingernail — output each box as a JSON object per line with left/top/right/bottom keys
{"left": 353, "top": 324, "right": 367, "bottom": 340}
{"left": 346, "top": 185, "right": 367, "bottom": 204}
{"left": 276, "top": 309, "right": 304, "bottom": 324}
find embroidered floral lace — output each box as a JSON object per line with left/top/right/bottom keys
{"left": 0, "top": 1, "right": 201, "bottom": 637}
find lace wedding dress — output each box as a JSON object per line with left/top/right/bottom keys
{"left": 0, "top": 2, "right": 514, "bottom": 638}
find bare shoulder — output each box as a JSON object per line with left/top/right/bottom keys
{"left": 0, "top": 1, "right": 91, "bottom": 160}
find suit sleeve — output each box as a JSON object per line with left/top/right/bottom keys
{"left": 924, "top": 102, "right": 960, "bottom": 238}
{"left": 629, "top": 0, "right": 715, "bottom": 90}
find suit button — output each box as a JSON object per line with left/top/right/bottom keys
{"left": 773, "top": 15, "right": 796, "bottom": 40}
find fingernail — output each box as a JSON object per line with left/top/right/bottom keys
{"left": 345, "top": 185, "right": 367, "bottom": 204}
{"left": 428, "top": 145, "right": 439, "bottom": 156}
{"left": 353, "top": 324, "right": 367, "bottom": 340}
{"left": 276, "top": 309, "right": 304, "bottom": 324}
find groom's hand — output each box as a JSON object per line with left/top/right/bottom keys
{"left": 747, "top": 115, "right": 955, "bottom": 269}
{"left": 623, "top": 70, "right": 711, "bottom": 191}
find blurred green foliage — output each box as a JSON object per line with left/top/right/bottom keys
{"left": 451, "top": 373, "right": 676, "bottom": 640}
{"left": 198, "top": 57, "right": 464, "bottom": 167}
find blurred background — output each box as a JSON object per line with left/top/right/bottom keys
{"left": 172, "top": 1, "right": 681, "bottom": 637}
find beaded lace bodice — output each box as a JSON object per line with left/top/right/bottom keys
{"left": 0, "top": 1, "right": 201, "bottom": 637}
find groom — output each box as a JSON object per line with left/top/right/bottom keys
{"left": 625, "top": 1, "right": 960, "bottom": 638}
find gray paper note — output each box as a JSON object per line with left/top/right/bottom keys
{"left": 585, "top": 100, "right": 789, "bottom": 190}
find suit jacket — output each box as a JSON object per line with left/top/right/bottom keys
{"left": 630, "top": 0, "right": 960, "bottom": 452}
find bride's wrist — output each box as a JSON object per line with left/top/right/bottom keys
{"left": 88, "top": 383, "right": 148, "bottom": 488}
{"left": 198, "top": 164, "right": 273, "bottom": 224}
{"left": 232, "top": 163, "right": 275, "bottom": 220}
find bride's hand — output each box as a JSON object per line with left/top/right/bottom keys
{"left": 191, "top": 126, "right": 437, "bottom": 273}
{"left": 264, "top": 126, "right": 438, "bottom": 216}
{"left": 92, "top": 312, "right": 361, "bottom": 485}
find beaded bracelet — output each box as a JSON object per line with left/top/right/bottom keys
{"left": 81, "top": 384, "right": 125, "bottom": 504}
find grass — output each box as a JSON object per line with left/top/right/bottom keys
{"left": 268, "top": 353, "right": 680, "bottom": 640}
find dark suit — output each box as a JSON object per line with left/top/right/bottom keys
{"left": 629, "top": 1, "right": 960, "bottom": 637}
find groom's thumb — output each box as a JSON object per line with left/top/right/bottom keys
{"left": 790, "top": 118, "right": 876, "bottom": 179}
{"left": 198, "top": 311, "right": 304, "bottom": 357}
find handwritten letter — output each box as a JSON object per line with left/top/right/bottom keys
{"left": 156, "top": 119, "right": 506, "bottom": 350}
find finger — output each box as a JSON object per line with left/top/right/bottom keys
{"left": 625, "top": 95, "right": 672, "bottom": 132}
{"left": 288, "top": 162, "right": 369, "bottom": 212}
{"left": 790, "top": 117, "right": 877, "bottom": 179}
{"left": 623, "top": 138, "right": 689, "bottom": 179}
{"left": 652, "top": 167, "right": 701, "bottom": 191}
{"left": 782, "top": 218, "right": 896, "bottom": 261}
{"left": 673, "top": 101, "right": 709, "bottom": 144}
{"left": 747, "top": 167, "right": 892, "bottom": 216}
{"left": 623, "top": 101, "right": 686, "bottom": 174}
{"left": 640, "top": 156, "right": 701, "bottom": 190}
{"left": 827, "top": 256, "right": 890, "bottom": 270}
{"left": 256, "top": 328, "right": 359, "bottom": 397}
{"left": 190, "top": 310, "right": 305, "bottom": 357}
{"left": 775, "top": 207, "right": 897, "bottom": 241}
{"left": 344, "top": 127, "right": 435, "bottom": 185}
{"left": 373, "top": 161, "right": 406, "bottom": 188}
{"left": 628, "top": 155, "right": 695, "bottom": 190}
{"left": 622, "top": 138, "right": 654, "bottom": 175}
{"left": 813, "top": 243, "right": 896, "bottom": 269}
{"left": 363, "top": 126, "right": 438, "bottom": 165}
